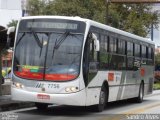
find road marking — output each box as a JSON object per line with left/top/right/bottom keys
{"left": 101, "top": 102, "right": 160, "bottom": 120}
{"left": 121, "top": 102, "right": 160, "bottom": 114}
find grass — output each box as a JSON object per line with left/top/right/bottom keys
{"left": 153, "top": 82, "right": 160, "bottom": 90}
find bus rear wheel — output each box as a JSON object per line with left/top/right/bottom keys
{"left": 135, "top": 82, "right": 144, "bottom": 103}
{"left": 92, "top": 85, "right": 107, "bottom": 112}
{"left": 35, "top": 103, "right": 48, "bottom": 110}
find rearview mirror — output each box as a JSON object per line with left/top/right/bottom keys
{"left": 92, "top": 33, "right": 100, "bottom": 52}
{"left": 7, "top": 27, "right": 15, "bottom": 35}
{"left": 6, "top": 26, "right": 15, "bottom": 48}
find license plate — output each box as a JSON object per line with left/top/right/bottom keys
{"left": 35, "top": 82, "right": 60, "bottom": 89}
{"left": 37, "top": 94, "right": 50, "bottom": 100}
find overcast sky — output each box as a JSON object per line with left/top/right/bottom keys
{"left": 0, "top": 1, "right": 160, "bottom": 47}
{"left": 151, "top": 4, "right": 160, "bottom": 47}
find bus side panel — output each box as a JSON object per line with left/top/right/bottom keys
{"left": 86, "top": 71, "right": 123, "bottom": 105}
{"left": 85, "top": 87, "right": 101, "bottom": 106}
{"left": 142, "top": 65, "right": 154, "bottom": 95}
{"left": 120, "top": 70, "right": 139, "bottom": 99}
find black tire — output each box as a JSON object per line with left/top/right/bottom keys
{"left": 35, "top": 103, "right": 48, "bottom": 110}
{"left": 92, "top": 85, "right": 108, "bottom": 112}
{"left": 135, "top": 82, "right": 144, "bottom": 103}
{"left": 1, "top": 77, "right": 4, "bottom": 84}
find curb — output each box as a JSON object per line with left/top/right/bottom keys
{"left": 0, "top": 102, "right": 35, "bottom": 112}
{"left": 1, "top": 84, "right": 11, "bottom": 95}
{"left": 145, "top": 90, "right": 160, "bottom": 97}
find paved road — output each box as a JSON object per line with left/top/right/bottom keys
{"left": 1, "top": 94, "right": 160, "bottom": 120}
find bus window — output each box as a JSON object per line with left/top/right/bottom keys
{"left": 141, "top": 45, "right": 147, "bottom": 58}
{"left": 147, "top": 47, "right": 154, "bottom": 65}
{"left": 109, "top": 36, "right": 117, "bottom": 53}
{"left": 108, "top": 54, "right": 126, "bottom": 70}
{"left": 100, "top": 34, "right": 105, "bottom": 52}
{"left": 127, "top": 57, "right": 134, "bottom": 70}
{"left": 118, "top": 39, "right": 126, "bottom": 55}
{"left": 100, "top": 35, "right": 109, "bottom": 70}
{"left": 135, "top": 44, "right": 140, "bottom": 57}
{"left": 88, "top": 33, "right": 99, "bottom": 81}
{"left": 127, "top": 42, "right": 133, "bottom": 56}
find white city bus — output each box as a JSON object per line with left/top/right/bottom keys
{"left": 11, "top": 16, "right": 154, "bottom": 112}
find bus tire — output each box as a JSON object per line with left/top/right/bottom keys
{"left": 35, "top": 103, "right": 48, "bottom": 110}
{"left": 135, "top": 82, "right": 144, "bottom": 103}
{"left": 92, "top": 85, "right": 107, "bottom": 112}
{"left": 1, "top": 77, "right": 4, "bottom": 84}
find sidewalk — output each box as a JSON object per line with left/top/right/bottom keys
{"left": 149, "top": 89, "right": 160, "bottom": 96}
{"left": 0, "top": 95, "right": 34, "bottom": 112}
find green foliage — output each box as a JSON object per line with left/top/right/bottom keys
{"left": 109, "top": 4, "right": 159, "bottom": 37}
{"left": 154, "top": 82, "right": 160, "bottom": 90}
{"left": 7, "top": 20, "right": 18, "bottom": 27}
{"left": 27, "top": 0, "right": 159, "bottom": 37}
{"left": 155, "top": 53, "right": 160, "bottom": 65}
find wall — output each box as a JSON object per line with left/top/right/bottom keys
{"left": 0, "top": 0, "right": 22, "bottom": 27}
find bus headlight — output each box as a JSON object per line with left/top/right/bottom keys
{"left": 13, "top": 82, "right": 24, "bottom": 89}
{"left": 65, "top": 86, "right": 78, "bottom": 93}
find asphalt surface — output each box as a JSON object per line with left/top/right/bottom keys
{"left": 1, "top": 92, "right": 160, "bottom": 120}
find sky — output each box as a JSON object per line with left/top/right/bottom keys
{"left": 151, "top": 4, "right": 160, "bottom": 47}
{"left": 0, "top": 0, "right": 22, "bottom": 27}
{"left": 0, "top": 1, "right": 160, "bottom": 47}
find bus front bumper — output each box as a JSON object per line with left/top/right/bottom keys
{"left": 11, "top": 87, "right": 86, "bottom": 106}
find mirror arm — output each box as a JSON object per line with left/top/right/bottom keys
{"left": 6, "top": 26, "right": 15, "bottom": 48}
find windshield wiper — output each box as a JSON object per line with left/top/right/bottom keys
{"left": 54, "top": 31, "right": 70, "bottom": 49}
{"left": 32, "top": 31, "right": 43, "bottom": 48}
{"left": 16, "top": 32, "right": 25, "bottom": 46}
{"left": 52, "top": 31, "right": 70, "bottom": 58}
{"left": 51, "top": 32, "right": 83, "bottom": 59}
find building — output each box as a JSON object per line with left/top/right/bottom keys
{"left": 0, "top": 0, "right": 24, "bottom": 78}
{"left": 155, "top": 46, "right": 160, "bottom": 54}
{"left": 2, "top": 50, "right": 13, "bottom": 68}
{"left": 0, "top": 0, "right": 22, "bottom": 28}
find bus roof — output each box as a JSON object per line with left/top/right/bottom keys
{"left": 21, "top": 16, "right": 154, "bottom": 45}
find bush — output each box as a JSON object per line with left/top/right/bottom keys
{"left": 153, "top": 82, "right": 160, "bottom": 90}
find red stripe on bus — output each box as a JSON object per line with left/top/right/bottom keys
{"left": 14, "top": 71, "right": 77, "bottom": 81}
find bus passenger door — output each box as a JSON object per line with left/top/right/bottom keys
{"left": 83, "top": 33, "right": 99, "bottom": 86}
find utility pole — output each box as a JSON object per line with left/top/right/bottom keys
{"left": 105, "top": 0, "right": 110, "bottom": 25}
{"left": 151, "top": 23, "right": 154, "bottom": 41}
{"left": 21, "top": 0, "right": 28, "bottom": 17}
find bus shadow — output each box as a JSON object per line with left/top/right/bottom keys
{"left": 18, "top": 105, "right": 92, "bottom": 116}
{"left": 17, "top": 99, "right": 152, "bottom": 116}
{"left": 106, "top": 99, "right": 151, "bottom": 110}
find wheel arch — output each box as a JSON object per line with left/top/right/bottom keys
{"left": 102, "top": 80, "right": 109, "bottom": 101}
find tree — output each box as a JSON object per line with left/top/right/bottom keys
{"left": 109, "top": 3, "right": 159, "bottom": 37}
{"left": 7, "top": 20, "right": 18, "bottom": 27}
{"left": 27, "top": 0, "right": 159, "bottom": 37}
{"left": 0, "top": 20, "right": 17, "bottom": 95}
{"left": 155, "top": 53, "right": 160, "bottom": 81}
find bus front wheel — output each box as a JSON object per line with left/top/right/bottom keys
{"left": 35, "top": 103, "right": 48, "bottom": 110}
{"left": 92, "top": 85, "right": 107, "bottom": 112}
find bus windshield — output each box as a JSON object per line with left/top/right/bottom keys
{"left": 13, "top": 19, "right": 86, "bottom": 81}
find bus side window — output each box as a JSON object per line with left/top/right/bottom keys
{"left": 88, "top": 33, "right": 99, "bottom": 82}
{"left": 147, "top": 47, "right": 154, "bottom": 65}
{"left": 99, "top": 35, "right": 109, "bottom": 70}
{"left": 90, "top": 39, "right": 97, "bottom": 62}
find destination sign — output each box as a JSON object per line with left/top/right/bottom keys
{"left": 27, "top": 22, "right": 78, "bottom": 30}
{"left": 19, "top": 19, "right": 86, "bottom": 33}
